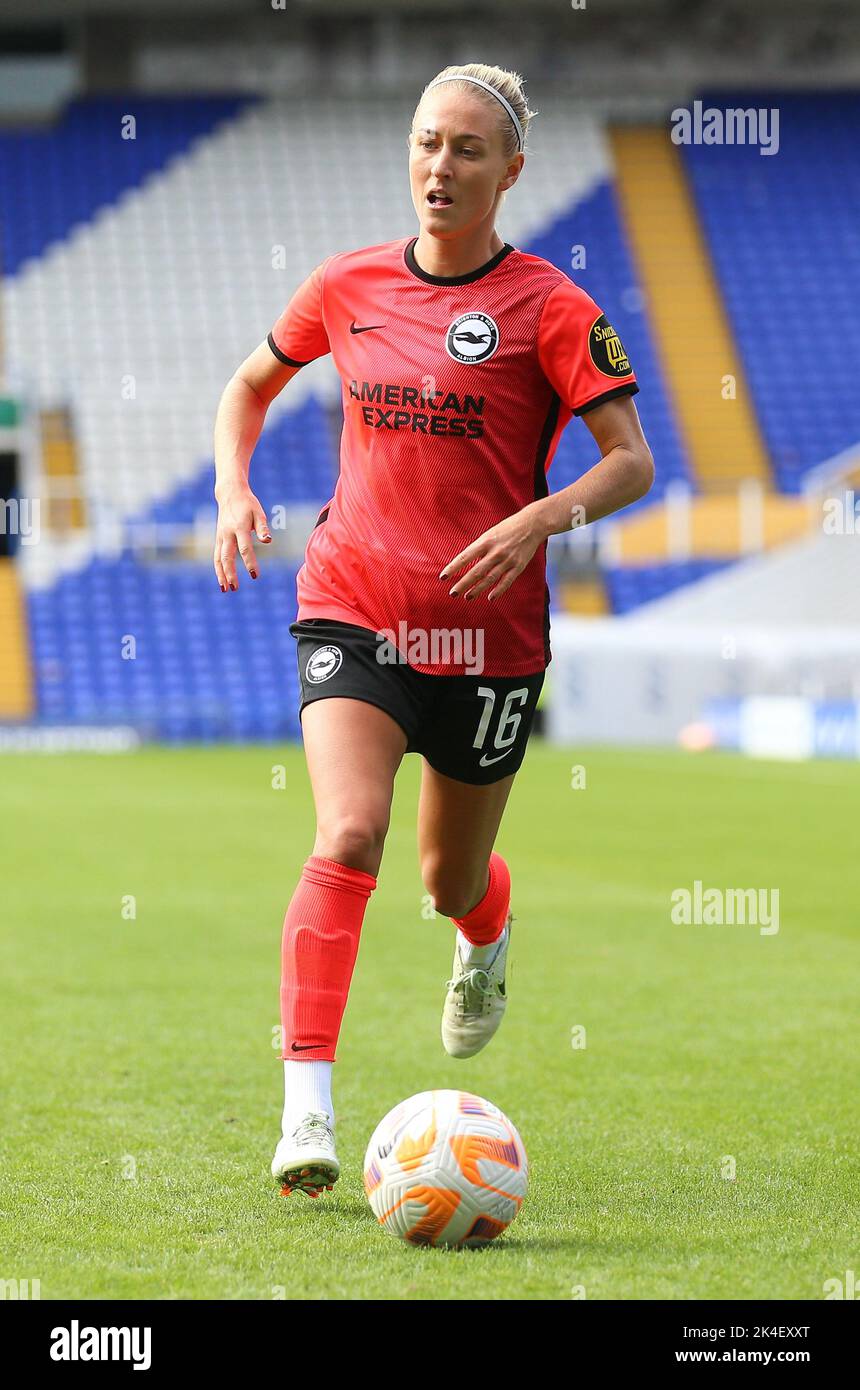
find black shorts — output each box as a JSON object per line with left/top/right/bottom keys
{"left": 290, "top": 618, "right": 545, "bottom": 786}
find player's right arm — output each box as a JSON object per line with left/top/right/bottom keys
{"left": 213, "top": 342, "right": 301, "bottom": 591}
{"left": 214, "top": 255, "right": 333, "bottom": 591}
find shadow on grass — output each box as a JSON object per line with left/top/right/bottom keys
{"left": 273, "top": 1198, "right": 610, "bottom": 1256}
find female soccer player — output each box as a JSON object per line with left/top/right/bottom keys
{"left": 213, "top": 63, "right": 653, "bottom": 1197}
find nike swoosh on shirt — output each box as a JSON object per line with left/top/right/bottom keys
{"left": 349, "top": 320, "right": 386, "bottom": 334}
{"left": 479, "top": 749, "right": 515, "bottom": 767}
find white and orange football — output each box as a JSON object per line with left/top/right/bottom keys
{"left": 363, "top": 1089, "right": 528, "bottom": 1248}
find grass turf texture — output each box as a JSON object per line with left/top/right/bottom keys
{"left": 1, "top": 742, "right": 857, "bottom": 1300}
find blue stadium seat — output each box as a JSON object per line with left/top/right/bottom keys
{"left": 0, "top": 96, "right": 252, "bottom": 273}
{"left": 683, "top": 92, "right": 860, "bottom": 489}
{"left": 525, "top": 185, "right": 691, "bottom": 506}
{"left": 26, "top": 556, "right": 304, "bottom": 741}
{"left": 604, "top": 559, "right": 733, "bottom": 614}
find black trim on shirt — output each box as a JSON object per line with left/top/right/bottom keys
{"left": 403, "top": 236, "right": 515, "bottom": 286}
{"left": 267, "top": 331, "right": 308, "bottom": 368}
{"left": 314, "top": 506, "right": 330, "bottom": 528}
{"left": 574, "top": 381, "right": 639, "bottom": 416}
{"left": 533, "top": 394, "right": 560, "bottom": 504}
{"left": 532, "top": 392, "right": 561, "bottom": 669}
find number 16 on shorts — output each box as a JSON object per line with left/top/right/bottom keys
{"left": 473, "top": 686, "right": 530, "bottom": 769}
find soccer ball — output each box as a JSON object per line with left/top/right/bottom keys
{"left": 363, "top": 1089, "right": 528, "bottom": 1248}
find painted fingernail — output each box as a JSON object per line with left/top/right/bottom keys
{"left": 250, "top": 571, "right": 257, "bottom": 579}
{"left": 220, "top": 585, "right": 226, "bottom": 592}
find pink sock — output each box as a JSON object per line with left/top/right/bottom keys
{"left": 279, "top": 854, "right": 377, "bottom": 1063}
{"left": 452, "top": 851, "right": 511, "bottom": 946}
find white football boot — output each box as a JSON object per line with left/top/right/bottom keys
{"left": 441, "top": 910, "right": 512, "bottom": 1059}
{"left": 271, "top": 1111, "right": 340, "bottom": 1198}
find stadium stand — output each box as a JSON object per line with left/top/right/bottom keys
{"left": 626, "top": 529, "right": 860, "bottom": 630}
{"left": 604, "top": 558, "right": 734, "bottom": 615}
{"left": 0, "top": 96, "right": 251, "bottom": 275}
{"left": 1, "top": 95, "right": 681, "bottom": 733}
{"left": 26, "top": 552, "right": 305, "bottom": 742}
{"left": 2, "top": 90, "right": 855, "bottom": 734}
{"left": 682, "top": 92, "right": 860, "bottom": 493}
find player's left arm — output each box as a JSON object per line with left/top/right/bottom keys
{"left": 528, "top": 393, "right": 654, "bottom": 537}
{"left": 444, "top": 278, "right": 657, "bottom": 601}
{"left": 443, "top": 398, "right": 653, "bottom": 602}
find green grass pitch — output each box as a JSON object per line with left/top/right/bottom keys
{"left": 1, "top": 741, "right": 857, "bottom": 1300}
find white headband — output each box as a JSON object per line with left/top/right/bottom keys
{"left": 424, "top": 74, "right": 524, "bottom": 152}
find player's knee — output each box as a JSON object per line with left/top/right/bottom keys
{"left": 313, "top": 815, "right": 387, "bottom": 877}
{"left": 421, "top": 859, "right": 484, "bottom": 920}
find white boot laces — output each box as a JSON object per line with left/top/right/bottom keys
{"left": 446, "top": 966, "right": 494, "bottom": 1015}
{"left": 292, "top": 1111, "right": 332, "bottom": 1146}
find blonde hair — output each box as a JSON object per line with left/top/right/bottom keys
{"left": 414, "top": 62, "right": 537, "bottom": 161}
